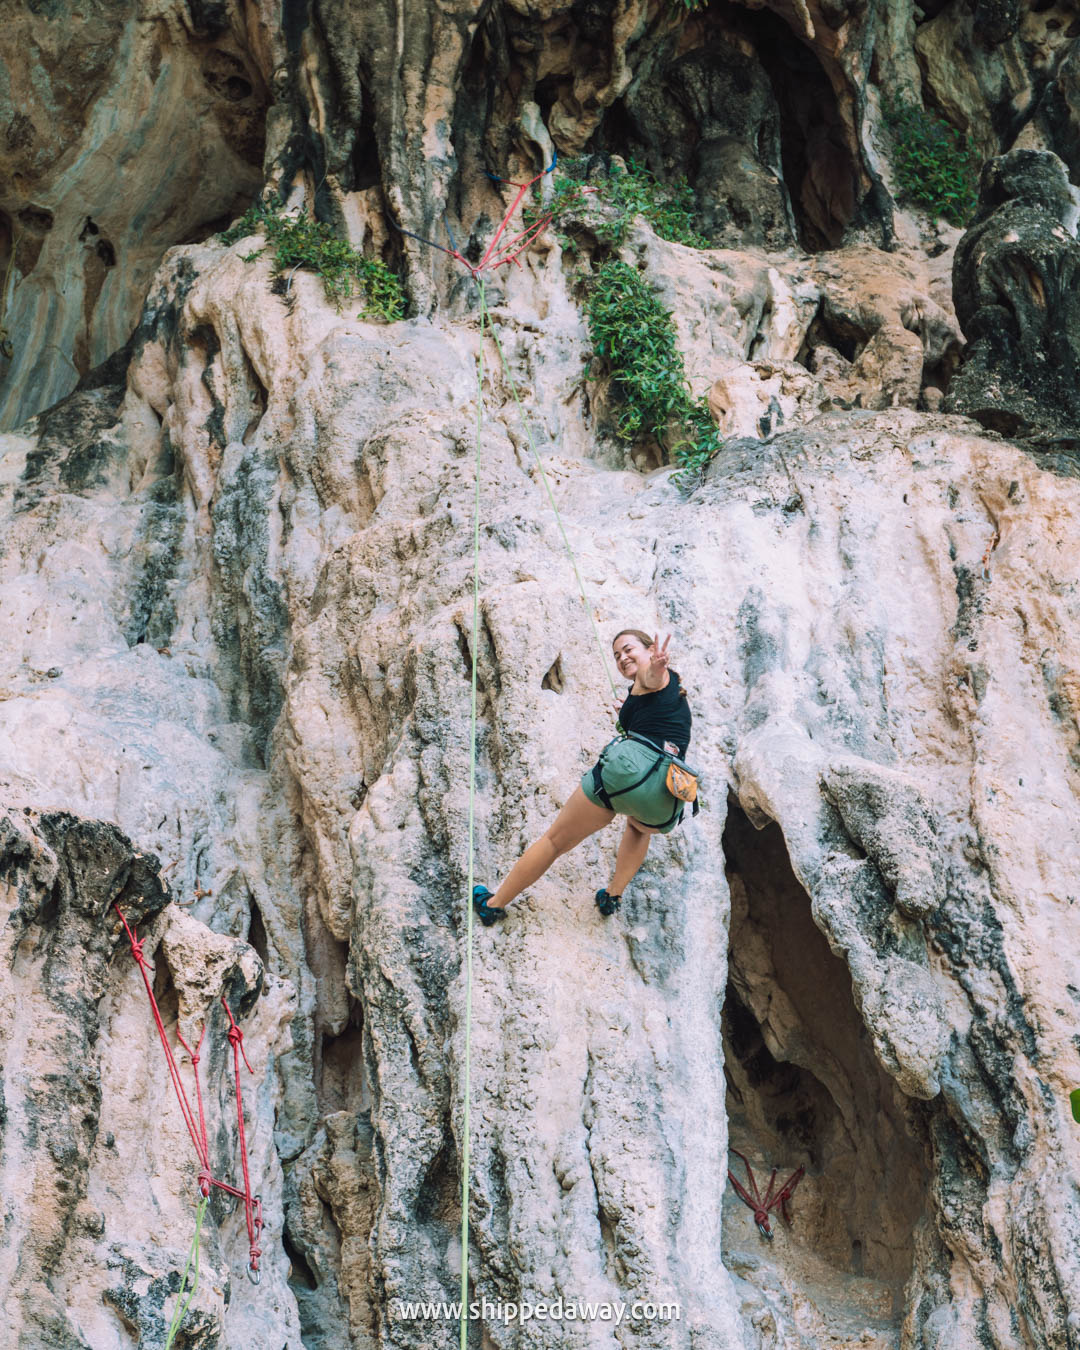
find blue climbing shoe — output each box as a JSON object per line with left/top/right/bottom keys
{"left": 595, "top": 888, "right": 621, "bottom": 918}
{"left": 473, "top": 885, "right": 507, "bottom": 927}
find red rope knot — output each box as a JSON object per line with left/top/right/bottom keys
{"left": 225, "top": 1021, "right": 253, "bottom": 1073}
{"left": 197, "top": 1167, "right": 212, "bottom": 1198}
{"left": 727, "top": 1149, "right": 805, "bottom": 1242}
{"left": 220, "top": 999, "right": 253, "bottom": 1069}
{"left": 247, "top": 1207, "right": 263, "bottom": 1285}
{"left": 176, "top": 1024, "right": 206, "bottom": 1069}
{"left": 221, "top": 998, "right": 254, "bottom": 1073}
{"left": 114, "top": 904, "right": 152, "bottom": 973}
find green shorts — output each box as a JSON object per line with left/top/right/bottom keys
{"left": 581, "top": 736, "right": 684, "bottom": 833}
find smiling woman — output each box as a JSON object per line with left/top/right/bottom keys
{"left": 472, "top": 629, "right": 696, "bottom": 925}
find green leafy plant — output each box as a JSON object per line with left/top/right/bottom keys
{"left": 584, "top": 260, "right": 720, "bottom": 481}
{"left": 526, "top": 157, "right": 710, "bottom": 251}
{"left": 220, "top": 201, "right": 405, "bottom": 321}
{"left": 603, "top": 159, "right": 710, "bottom": 248}
{"left": 884, "top": 98, "right": 980, "bottom": 227}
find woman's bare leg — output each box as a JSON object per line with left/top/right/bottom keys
{"left": 608, "top": 818, "right": 663, "bottom": 895}
{"left": 488, "top": 787, "right": 615, "bottom": 908}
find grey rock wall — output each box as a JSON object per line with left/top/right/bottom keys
{"left": 947, "top": 149, "right": 1080, "bottom": 441}
{"left": 2, "top": 212, "right": 1079, "bottom": 1347}
{"left": 0, "top": 1, "right": 267, "bottom": 428}
{"left": 3, "top": 2, "right": 1080, "bottom": 1348}
{"left": 7, "top": 0, "right": 1080, "bottom": 428}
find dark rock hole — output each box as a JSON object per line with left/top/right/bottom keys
{"left": 186, "top": 0, "right": 231, "bottom": 39}
{"left": 415, "top": 1136, "right": 462, "bottom": 1289}
{"left": 796, "top": 303, "right": 865, "bottom": 368}
{"left": 541, "top": 654, "right": 565, "bottom": 693}
{"left": 726, "top": 3, "right": 858, "bottom": 250}
{"left": 456, "top": 623, "right": 486, "bottom": 692}
{"left": 722, "top": 798, "right": 932, "bottom": 1331}
{"left": 151, "top": 953, "right": 181, "bottom": 1037}
{"left": 598, "top": 1204, "right": 618, "bottom": 1279}
{"left": 240, "top": 344, "right": 268, "bottom": 444}
{"left": 247, "top": 897, "right": 270, "bottom": 965}
{"left": 318, "top": 1002, "right": 368, "bottom": 1116}
{"left": 17, "top": 205, "right": 53, "bottom": 234}
{"left": 283, "top": 1223, "right": 319, "bottom": 1291}
{"left": 351, "top": 79, "right": 381, "bottom": 192}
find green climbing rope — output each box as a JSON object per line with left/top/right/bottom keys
{"left": 457, "top": 282, "right": 623, "bottom": 1346}
{"left": 165, "top": 1195, "right": 208, "bottom": 1350}
{"left": 459, "top": 281, "right": 486, "bottom": 1350}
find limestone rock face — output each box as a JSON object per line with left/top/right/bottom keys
{"left": 2, "top": 206, "right": 1080, "bottom": 1348}
{"left": 11, "top": 0, "right": 1075, "bottom": 434}
{"left": 809, "top": 245, "right": 962, "bottom": 412}
{"left": 914, "top": 1, "right": 1079, "bottom": 159}
{"left": 618, "top": 25, "right": 794, "bottom": 250}
{"left": 0, "top": 808, "right": 297, "bottom": 1349}
{"left": 946, "top": 149, "right": 1080, "bottom": 440}
{"left": 0, "top": 0, "right": 268, "bottom": 429}
{"left": 3, "top": 2, "right": 1080, "bottom": 1349}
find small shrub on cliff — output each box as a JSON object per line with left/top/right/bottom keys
{"left": 601, "top": 159, "right": 709, "bottom": 248}
{"left": 221, "top": 202, "right": 405, "bottom": 321}
{"left": 527, "top": 158, "right": 709, "bottom": 251}
{"left": 884, "top": 99, "right": 980, "bottom": 227}
{"left": 585, "top": 260, "right": 720, "bottom": 479}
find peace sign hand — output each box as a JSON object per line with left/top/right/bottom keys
{"left": 645, "top": 632, "right": 671, "bottom": 688}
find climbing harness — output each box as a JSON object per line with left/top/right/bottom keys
{"left": 727, "top": 1148, "right": 805, "bottom": 1240}
{"left": 113, "top": 903, "right": 264, "bottom": 1332}
{"left": 591, "top": 731, "right": 701, "bottom": 825}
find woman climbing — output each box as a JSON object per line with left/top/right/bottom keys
{"left": 472, "top": 629, "right": 695, "bottom": 925}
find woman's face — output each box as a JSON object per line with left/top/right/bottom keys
{"left": 612, "top": 634, "right": 650, "bottom": 681}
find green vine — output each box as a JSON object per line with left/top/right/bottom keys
{"left": 221, "top": 202, "right": 405, "bottom": 321}
{"left": 883, "top": 98, "right": 980, "bottom": 227}
{"left": 584, "top": 260, "right": 720, "bottom": 482}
